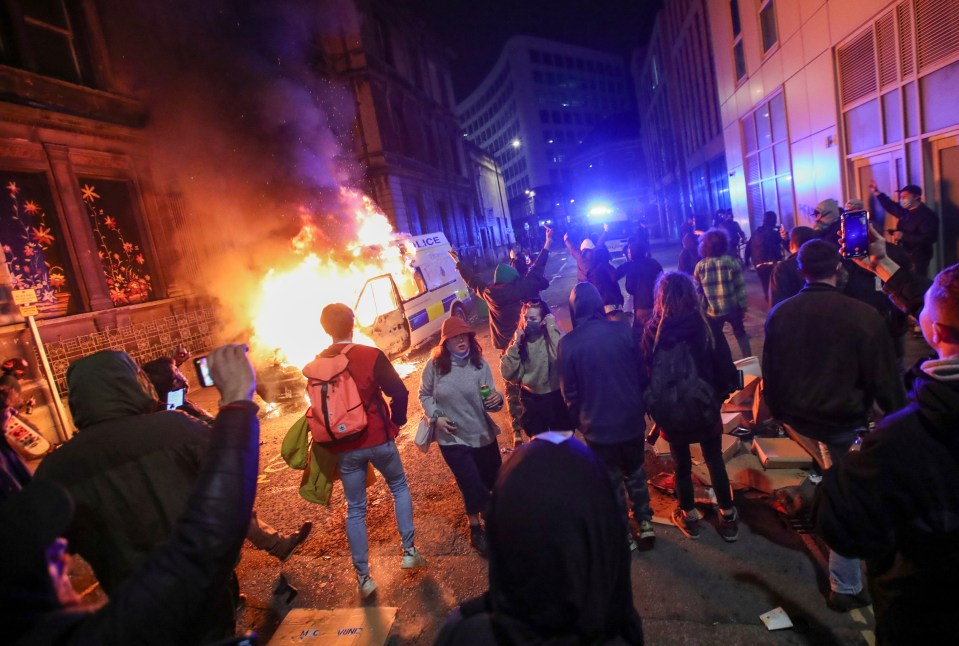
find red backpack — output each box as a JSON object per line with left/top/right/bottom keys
{"left": 302, "top": 345, "right": 368, "bottom": 445}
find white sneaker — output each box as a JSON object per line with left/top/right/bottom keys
{"left": 401, "top": 547, "right": 426, "bottom": 569}
{"left": 357, "top": 574, "right": 377, "bottom": 599}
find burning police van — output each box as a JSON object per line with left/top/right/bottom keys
{"left": 353, "top": 232, "right": 472, "bottom": 357}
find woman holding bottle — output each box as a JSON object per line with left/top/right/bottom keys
{"left": 420, "top": 317, "right": 504, "bottom": 556}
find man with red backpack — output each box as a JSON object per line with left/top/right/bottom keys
{"left": 305, "top": 303, "right": 423, "bottom": 599}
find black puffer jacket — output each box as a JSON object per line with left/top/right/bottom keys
{"left": 815, "top": 360, "right": 959, "bottom": 645}
{"left": 557, "top": 283, "right": 645, "bottom": 444}
{"left": 12, "top": 401, "right": 258, "bottom": 645}
{"left": 33, "top": 351, "right": 211, "bottom": 593}
{"left": 640, "top": 312, "right": 738, "bottom": 444}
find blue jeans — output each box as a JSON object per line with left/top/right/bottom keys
{"left": 819, "top": 439, "right": 864, "bottom": 595}
{"left": 587, "top": 436, "right": 653, "bottom": 526}
{"left": 338, "top": 441, "right": 415, "bottom": 578}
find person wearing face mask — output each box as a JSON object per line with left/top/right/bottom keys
{"left": 500, "top": 300, "right": 574, "bottom": 438}
{"left": 420, "top": 317, "right": 504, "bottom": 556}
{"left": 870, "top": 181, "right": 939, "bottom": 277}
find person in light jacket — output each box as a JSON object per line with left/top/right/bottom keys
{"left": 501, "top": 300, "right": 574, "bottom": 438}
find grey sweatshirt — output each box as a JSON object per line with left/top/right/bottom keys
{"left": 500, "top": 317, "right": 563, "bottom": 394}
{"left": 420, "top": 355, "right": 503, "bottom": 448}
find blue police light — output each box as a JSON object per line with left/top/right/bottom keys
{"left": 587, "top": 202, "right": 614, "bottom": 220}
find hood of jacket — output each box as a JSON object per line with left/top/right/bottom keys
{"left": 815, "top": 198, "right": 841, "bottom": 227}
{"left": 912, "top": 357, "right": 959, "bottom": 450}
{"left": 67, "top": 350, "right": 159, "bottom": 428}
{"left": 569, "top": 282, "right": 606, "bottom": 329}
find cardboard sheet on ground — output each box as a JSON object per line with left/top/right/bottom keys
{"left": 752, "top": 437, "right": 814, "bottom": 469}
{"left": 724, "top": 454, "right": 808, "bottom": 493}
{"left": 268, "top": 607, "right": 397, "bottom": 645}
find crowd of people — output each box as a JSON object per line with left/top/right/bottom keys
{"left": 0, "top": 184, "right": 955, "bottom": 644}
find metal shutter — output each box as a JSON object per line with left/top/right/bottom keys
{"left": 915, "top": 0, "right": 959, "bottom": 72}
{"left": 897, "top": 1, "right": 916, "bottom": 77}
{"left": 877, "top": 13, "right": 898, "bottom": 88}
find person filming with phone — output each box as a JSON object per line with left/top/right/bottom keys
{"left": 869, "top": 181, "right": 939, "bottom": 277}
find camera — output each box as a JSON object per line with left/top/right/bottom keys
{"left": 193, "top": 356, "right": 215, "bottom": 388}
{"left": 840, "top": 210, "right": 869, "bottom": 258}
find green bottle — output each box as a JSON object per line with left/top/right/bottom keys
{"left": 479, "top": 384, "right": 492, "bottom": 400}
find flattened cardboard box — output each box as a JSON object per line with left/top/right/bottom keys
{"left": 724, "top": 454, "right": 808, "bottom": 494}
{"left": 752, "top": 438, "right": 814, "bottom": 469}
{"left": 723, "top": 374, "right": 760, "bottom": 408}
{"left": 268, "top": 607, "right": 397, "bottom": 645}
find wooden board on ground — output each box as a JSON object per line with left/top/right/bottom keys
{"left": 268, "top": 607, "right": 398, "bottom": 645}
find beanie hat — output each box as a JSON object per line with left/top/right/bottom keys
{"left": 439, "top": 316, "right": 473, "bottom": 345}
{"left": 493, "top": 263, "right": 520, "bottom": 285}
{"left": 579, "top": 238, "right": 595, "bottom": 251}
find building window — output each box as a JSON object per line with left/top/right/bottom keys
{"left": 0, "top": 172, "right": 79, "bottom": 317}
{"left": 760, "top": 0, "right": 778, "bottom": 53}
{"left": 742, "top": 92, "right": 794, "bottom": 228}
{"left": 0, "top": 0, "right": 94, "bottom": 86}
{"left": 730, "top": 0, "right": 746, "bottom": 81}
{"left": 78, "top": 179, "right": 155, "bottom": 306}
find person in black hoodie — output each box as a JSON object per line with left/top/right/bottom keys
{"left": 640, "top": 272, "right": 739, "bottom": 541}
{"left": 816, "top": 262, "right": 959, "bottom": 644}
{"left": 557, "top": 282, "right": 655, "bottom": 549}
{"left": 0, "top": 344, "right": 259, "bottom": 645}
{"left": 587, "top": 245, "right": 625, "bottom": 316}
{"left": 616, "top": 241, "right": 663, "bottom": 328}
{"left": 435, "top": 436, "right": 644, "bottom": 645}
{"left": 768, "top": 226, "right": 818, "bottom": 306}
{"left": 763, "top": 240, "right": 905, "bottom": 613}
{"left": 744, "top": 211, "right": 786, "bottom": 303}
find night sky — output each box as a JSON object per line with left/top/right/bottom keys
{"left": 400, "top": 0, "right": 664, "bottom": 99}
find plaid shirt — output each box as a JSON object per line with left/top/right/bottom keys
{"left": 693, "top": 255, "right": 747, "bottom": 317}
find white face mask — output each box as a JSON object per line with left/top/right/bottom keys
{"left": 900, "top": 195, "right": 918, "bottom": 209}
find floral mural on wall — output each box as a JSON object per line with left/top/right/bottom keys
{"left": 80, "top": 180, "right": 153, "bottom": 305}
{"left": 0, "top": 174, "right": 74, "bottom": 318}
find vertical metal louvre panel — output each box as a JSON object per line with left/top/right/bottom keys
{"left": 915, "top": 0, "right": 959, "bottom": 72}
{"left": 897, "top": 1, "right": 915, "bottom": 77}
{"left": 746, "top": 182, "right": 763, "bottom": 219}
{"left": 877, "top": 13, "right": 898, "bottom": 87}
{"left": 838, "top": 30, "right": 878, "bottom": 107}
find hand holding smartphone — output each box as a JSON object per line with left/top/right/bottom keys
{"left": 840, "top": 210, "right": 869, "bottom": 258}
{"left": 193, "top": 356, "right": 215, "bottom": 387}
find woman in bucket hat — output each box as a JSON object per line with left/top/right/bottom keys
{"left": 420, "top": 317, "right": 504, "bottom": 556}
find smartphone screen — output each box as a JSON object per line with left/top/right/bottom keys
{"left": 193, "top": 356, "right": 215, "bottom": 388}
{"left": 166, "top": 388, "right": 185, "bottom": 410}
{"left": 842, "top": 211, "right": 869, "bottom": 258}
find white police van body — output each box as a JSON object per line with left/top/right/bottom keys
{"left": 353, "top": 232, "right": 472, "bottom": 357}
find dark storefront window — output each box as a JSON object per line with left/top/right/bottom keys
{"left": 0, "top": 171, "right": 79, "bottom": 318}
{"left": 78, "top": 178, "right": 154, "bottom": 306}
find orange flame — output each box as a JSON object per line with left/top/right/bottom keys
{"left": 250, "top": 189, "right": 418, "bottom": 369}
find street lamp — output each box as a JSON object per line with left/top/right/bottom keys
{"left": 511, "top": 138, "right": 521, "bottom": 149}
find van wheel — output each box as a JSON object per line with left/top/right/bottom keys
{"left": 451, "top": 304, "right": 467, "bottom": 323}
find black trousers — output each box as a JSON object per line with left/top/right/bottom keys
{"left": 520, "top": 389, "right": 575, "bottom": 436}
